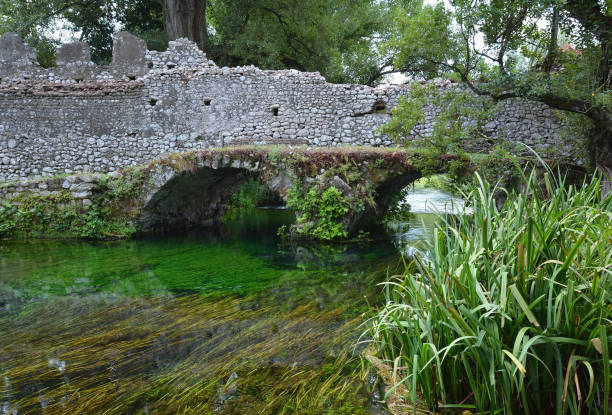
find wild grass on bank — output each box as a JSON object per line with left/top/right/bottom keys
{"left": 368, "top": 169, "right": 612, "bottom": 414}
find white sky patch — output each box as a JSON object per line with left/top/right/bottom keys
{"left": 382, "top": 72, "right": 408, "bottom": 85}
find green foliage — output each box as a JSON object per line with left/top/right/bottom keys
{"left": 383, "top": 186, "right": 411, "bottom": 222}
{"left": 100, "top": 169, "right": 146, "bottom": 200}
{"left": 0, "top": 191, "right": 137, "bottom": 239}
{"left": 0, "top": 0, "right": 120, "bottom": 64}
{"left": 266, "top": 147, "right": 282, "bottom": 165}
{"left": 386, "top": 0, "right": 610, "bottom": 142}
{"left": 381, "top": 82, "right": 496, "bottom": 154}
{"left": 369, "top": 169, "right": 612, "bottom": 414}
{"left": 0, "top": 0, "right": 165, "bottom": 64}
{"left": 79, "top": 203, "right": 105, "bottom": 238}
{"left": 229, "top": 178, "right": 274, "bottom": 210}
{"left": 379, "top": 92, "right": 427, "bottom": 146}
{"left": 208, "top": 0, "right": 394, "bottom": 84}
{"left": 0, "top": 0, "right": 395, "bottom": 84}
{"left": 473, "top": 147, "right": 521, "bottom": 190}
{"left": 224, "top": 178, "right": 281, "bottom": 220}
{"left": 387, "top": 2, "right": 457, "bottom": 80}
{"left": 0, "top": 169, "right": 146, "bottom": 239}
{"left": 287, "top": 183, "right": 355, "bottom": 241}
{"left": 118, "top": 0, "right": 167, "bottom": 51}
{"left": 0, "top": 191, "right": 79, "bottom": 237}
{"left": 0, "top": 200, "right": 17, "bottom": 234}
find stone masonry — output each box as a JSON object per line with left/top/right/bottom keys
{"left": 0, "top": 32, "right": 586, "bottom": 182}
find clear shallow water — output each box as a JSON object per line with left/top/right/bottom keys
{"left": 0, "top": 188, "right": 464, "bottom": 415}
{"left": 393, "top": 187, "right": 468, "bottom": 257}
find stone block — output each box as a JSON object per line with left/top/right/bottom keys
{"left": 111, "top": 31, "right": 148, "bottom": 77}
{"left": 56, "top": 42, "right": 91, "bottom": 66}
{"left": 0, "top": 33, "right": 36, "bottom": 64}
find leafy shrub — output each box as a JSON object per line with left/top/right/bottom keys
{"left": 0, "top": 200, "right": 17, "bottom": 234}
{"left": 100, "top": 169, "right": 146, "bottom": 200}
{"left": 474, "top": 147, "right": 521, "bottom": 191}
{"left": 0, "top": 190, "right": 136, "bottom": 239}
{"left": 79, "top": 204, "right": 104, "bottom": 238}
{"left": 287, "top": 183, "right": 357, "bottom": 240}
{"left": 380, "top": 83, "right": 495, "bottom": 154}
{"left": 368, "top": 169, "right": 611, "bottom": 414}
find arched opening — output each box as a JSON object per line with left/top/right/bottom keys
{"left": 138, "top": 167, "right": 285, "bottom": 234}
{"left": 138, "top": 167, "right": 258, "bottom": 233}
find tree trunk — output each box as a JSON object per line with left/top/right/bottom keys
{"left": 543, "top": 6, "right": 559, "bottom": 73}
{"left": 590, "top": 127, "right": 612, "bottom": 197}
{"left": 163, "top": 0, "right": 208, "bottom": 52}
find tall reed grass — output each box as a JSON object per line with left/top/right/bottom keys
{"left": 368, "top": 168, "right": 612, "bottom": 414}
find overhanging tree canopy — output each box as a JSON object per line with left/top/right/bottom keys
{"left": 385, "top": 0, "right": 611, "bottom": 186}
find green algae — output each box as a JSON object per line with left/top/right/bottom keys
{"left": 0, "top": 208, "right": 399, "bottom": 414}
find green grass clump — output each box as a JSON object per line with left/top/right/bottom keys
{"left": 368, "top": 169, "right": 612, "bottom": 414}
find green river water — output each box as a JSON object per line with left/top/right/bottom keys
{"left": 0, "top": 188, "right": 463, "bottom": 415}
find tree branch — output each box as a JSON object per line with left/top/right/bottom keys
{"left": 19, "top": 0, "right": 99, "bottom": 33}
{"left": 259, "top": 6, "right": 315, "bottom": 58}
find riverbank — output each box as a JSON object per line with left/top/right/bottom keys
{"left": 367, "top": 171, "right": 612, "bottom": 414}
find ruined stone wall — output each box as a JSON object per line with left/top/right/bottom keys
{"left": 0, "top": 32, "right": 586, "bottom": 181}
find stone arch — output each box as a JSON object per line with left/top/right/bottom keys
{"left": 137, "top": 165, "right": 260, "bottom": 232}
{"left": 133, "top": 149, "right": 429, "bottom": 237}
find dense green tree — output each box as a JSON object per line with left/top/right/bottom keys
{"left": 384, "top": 0, "right": 612, "bottom": 189}
{"left": 118, "top": 0, "right": 166, "bottom": 52}
{"left": 206, "top": 0, "right": 393, "bottom": 84}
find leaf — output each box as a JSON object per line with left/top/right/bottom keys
{"left": 503, "top": 349, "right": 526, "bottom": 374}
{"left": 510, "top": 284, "right": 540, "bottom": 327}
{"left": 590, "top": 338, "right": 602, "bottom": 354}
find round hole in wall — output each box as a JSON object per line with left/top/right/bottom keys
{"left": 149, "top": 98, "right": 157, "bottom": 106}
{"left": 204, "top": 99, "right": 212, "bottom": 106}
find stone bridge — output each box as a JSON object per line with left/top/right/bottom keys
{"left": 0, "top": 32, "right": 587, "bottom": 183}
{"left": 1, "top": 147, "right": 446, "bottom": 237}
